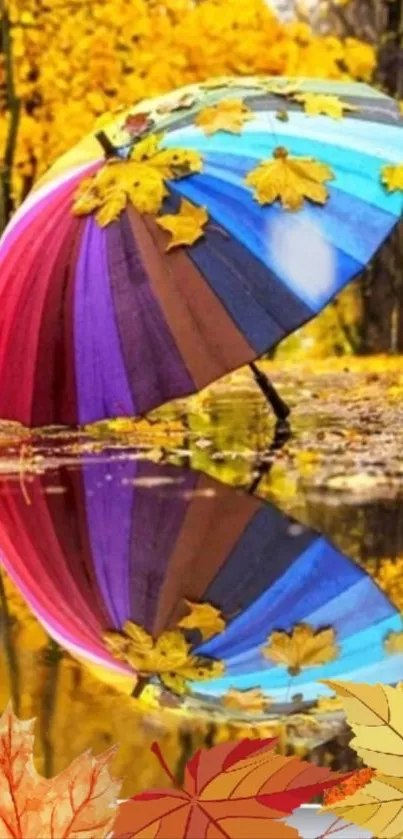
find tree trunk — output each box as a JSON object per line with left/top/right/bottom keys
{"left": 326, "top": 0, "right": 403, "bottom": 353}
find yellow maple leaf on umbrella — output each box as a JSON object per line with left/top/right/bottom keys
{"left": 0, "top": 703, "right": 120, "bottom": 838}
{"left": 157, "top": 199, "right": 208, "bottom": 250}
{"left": 103, "top": 620, "right": 224, "bottom": 695}
{"left": 245, "top": 146, "right": 334, "bottom": 211}
{"left": 295, "top": 93, "right": 359, "bottom": 119}
{"left": 381, "top": 163, "right": 403, "bottom": 193}
{"left": 222, "top": 687, "right": 271, "bottom": 713}
{"left": 177, "top": 598, "right": 226, "bottom": 640}
{"left": 72, "top": 135, "right": 203, "bottom": 225}
{"left": 195, "top": 98, "right": 253, "bottom": 135}
{"left": 262, "top": 623, "right": 339, "bottom": 675}
{"left": 384, "top": 630, "right": 403, "bottom": 654}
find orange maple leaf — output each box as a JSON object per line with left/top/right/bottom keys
{"left": 0, "top": 703, "right": 120, "bottom": 838}
{"left": 113, "top": 738, "right": 347, "bottom": 838}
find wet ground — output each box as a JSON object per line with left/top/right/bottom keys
{"left": 0, "top": 360, "right": 402, "bottom": 797}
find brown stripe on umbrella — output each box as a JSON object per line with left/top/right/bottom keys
{"left": 127, "top": 207, "right": 256, "bottom": 390}
{"left": 152, "top": 472, "right": 261, "bottom": 635}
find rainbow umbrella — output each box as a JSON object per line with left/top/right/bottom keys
{"left": 0, "top": 453, "right": 401, "bottom": 709}
{"left": 0, "top": 77, "right": 402, "bottom": 427}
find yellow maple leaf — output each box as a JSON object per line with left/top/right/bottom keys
{"left": 222, "top": 687, "right": 271, "bottom": 713}
{"left": 195, "top": 98, "right": 253, "bottom": 135}
{"left": 384, "top": 630, "right": 403, "bottom": 654}
{"left": 295, "top": 93, "right": 359, "bottom": 119}
{"left": 0, "top": 703, "right": 120, "bottom": 838}
{"left": 263, "top": 624, "right": 339, "bottom": 675}
{"left": 157, "top": 199, "right": 208, "bottom": 250}
{"left": 321, "top": 681, "right": 403, "bottom": 777}
{"left": 262, "top": 80, "right": 301, "bottom": 97}
{"left": 246, "top": 146, "right": 334, "bottom": 211}
{"left": 103, "top": 621, "right": 224, "bottom": 696}
{"left": 177, "top": 599, "right": 226, "bottom": 640}
{"left": 72, "top": 136, "right": 203, "bottom": 225}
{"left": 321, "top": 774, "right": 403, "bottom": 838}
{"left": 381, "top": 163, "right": 403, "bottom": 193}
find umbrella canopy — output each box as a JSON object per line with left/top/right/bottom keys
{"left": 0, "top": 76, "right": 402, "bottom": 427}
{"left": 0, "top": 452, "right": 401, "bottom": 708}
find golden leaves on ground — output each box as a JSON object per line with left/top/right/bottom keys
{"left": 177, "top": 599, "right": 226, "bottom": 640}
{"left": 262, "top": 624, "right": 339, "bottom": 675}
{"left": 0, "top": 703, "right": 120, "bottom": 838}
{"left": 262, "top": 80, "right": 301, "bottom": 98}
{"left": 72, "top": 135, "right": 203, "bottom": 225}
{"left": 114, "top": 738, "right": 346, "bottom": 839}
{"left": 294, "top": 93, "right": 359, "bottom": 119}
{"left": 195, "top": 98, "right": 253, "bottom": 135}
{"left": 245, "top": 146, "right": 334, "bottom": 211}
{"left": 157, "top": 199, "right": 208, "bottom": 251}
{"left": 381, "top": 163, "right": 403, "bottom": 193}
{"left": 222, "top": 688, "right": 271, "bottom": 714}
{"left": 103, "top": 620, "right": 224, "bottom": 696}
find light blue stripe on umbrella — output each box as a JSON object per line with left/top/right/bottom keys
{"left": 164, "top": 131, "right": 403, "bottom": 218}
{"left": 168, "top": 112, "right": 403, "bottom": 165}
{"left": 200, "top": 654, "right": 403, "bottom": 701}
{"left": 222, "top": 598, "right": 398, "bottom": 675}
{"left": 172, "top": 175, "right": 366, "bottom": 311}
{"left": 199, "top": 614, "right": 403, "bottom": 697}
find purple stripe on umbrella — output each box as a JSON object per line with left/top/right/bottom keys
{"left": 82, "top": 457, "right": 137, "bottom": 627}
{"left": 74, "top": 218, "right": 135, "bottom": 424}
{"left": 128, "top": 463, "right": 199, "bottom": 632}
{"left": 106, "top": 212, "right": 194, "bottom": 414}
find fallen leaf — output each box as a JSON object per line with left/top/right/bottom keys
{"left": 245, "top": 146, "right": 334, "bottom": 211}
{"left": 124, "top": 112, "right": 154, "bottom": 137}
{"left": 381, "top": 163, "right": 403, "bottom": 193}
{"left": 294, "top": 93, "right": 358, "bottom": 119}
{"left": 222, "top": 687, "right": 271, "bottom": 713}
{"left": 261, "top": 80, "right": 301, "bottom": 97}
{"left": 103, "top": 620, "right": 224, "bottom": 695}
{"left": 276, "top": 109, "right": 289, "bottom": 122}
{"left": 113, "top": 738, "right": 346, "bottom": 838}
{"left": 384, "top": 630, "right": 403, "bottom": 654}
{"left": 156, "top": 92, "right": 197, "bottom": 114}
{"left": 321, "top": 775, "right": 403, "bottom": 838}
{"left": 321, "top": 680, "right": 403, "bottom": 776}
{"left": 157, "top": 199, "right": 208, "bottom": 251}
{"left": 177, "top": 599, "right": 226, "bottom": 640}
{"left": 72, "top": 136, "right": 203, "bottom": 225}
{"left": 263, "top": 624, "right": 339, "bottom": 675}
{"left": 0, "top": 703, "right": 120, "bottom": 838}
{"left": 195, "top": 98, "right": 253, "bottom": 135}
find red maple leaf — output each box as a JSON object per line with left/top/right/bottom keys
{"left": 113, "top": 738, "right": 348, "bottom": 838}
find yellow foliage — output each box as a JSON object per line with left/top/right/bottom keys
{"left": 103, "top": 620, "right": 225, "bottom": 695}
{"left": 294, "top": 93, "right": 359, "bottom": 119}
{"left": 72, "top": 138, "right": 203, "bottom": 225}
{"left": 1, "top": 0, "right": 376, "bottom": 208}
{"left": 245, "top": 146, "right": 334, "bottom": 211}
{"left": 263, "top": 624, "right": 339, "bottom": 675}
{"left": 195, "top": 98, "right": 253, "bottom": 135}
{"left": 381, "top": 164, "right": 403, "bottom": 194}
{"left": 157, "top": 199, "right": 209, "bottom": 250}
{"left": 177, "top": 599, "right": 226, "bottom": 641}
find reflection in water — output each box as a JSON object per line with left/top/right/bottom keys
{"left": 0, "top": 451, "right": 402, "bottom": 716}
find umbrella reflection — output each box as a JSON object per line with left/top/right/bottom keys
{"left": 0, "top": 452, "right": 401, "bottom": 714}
